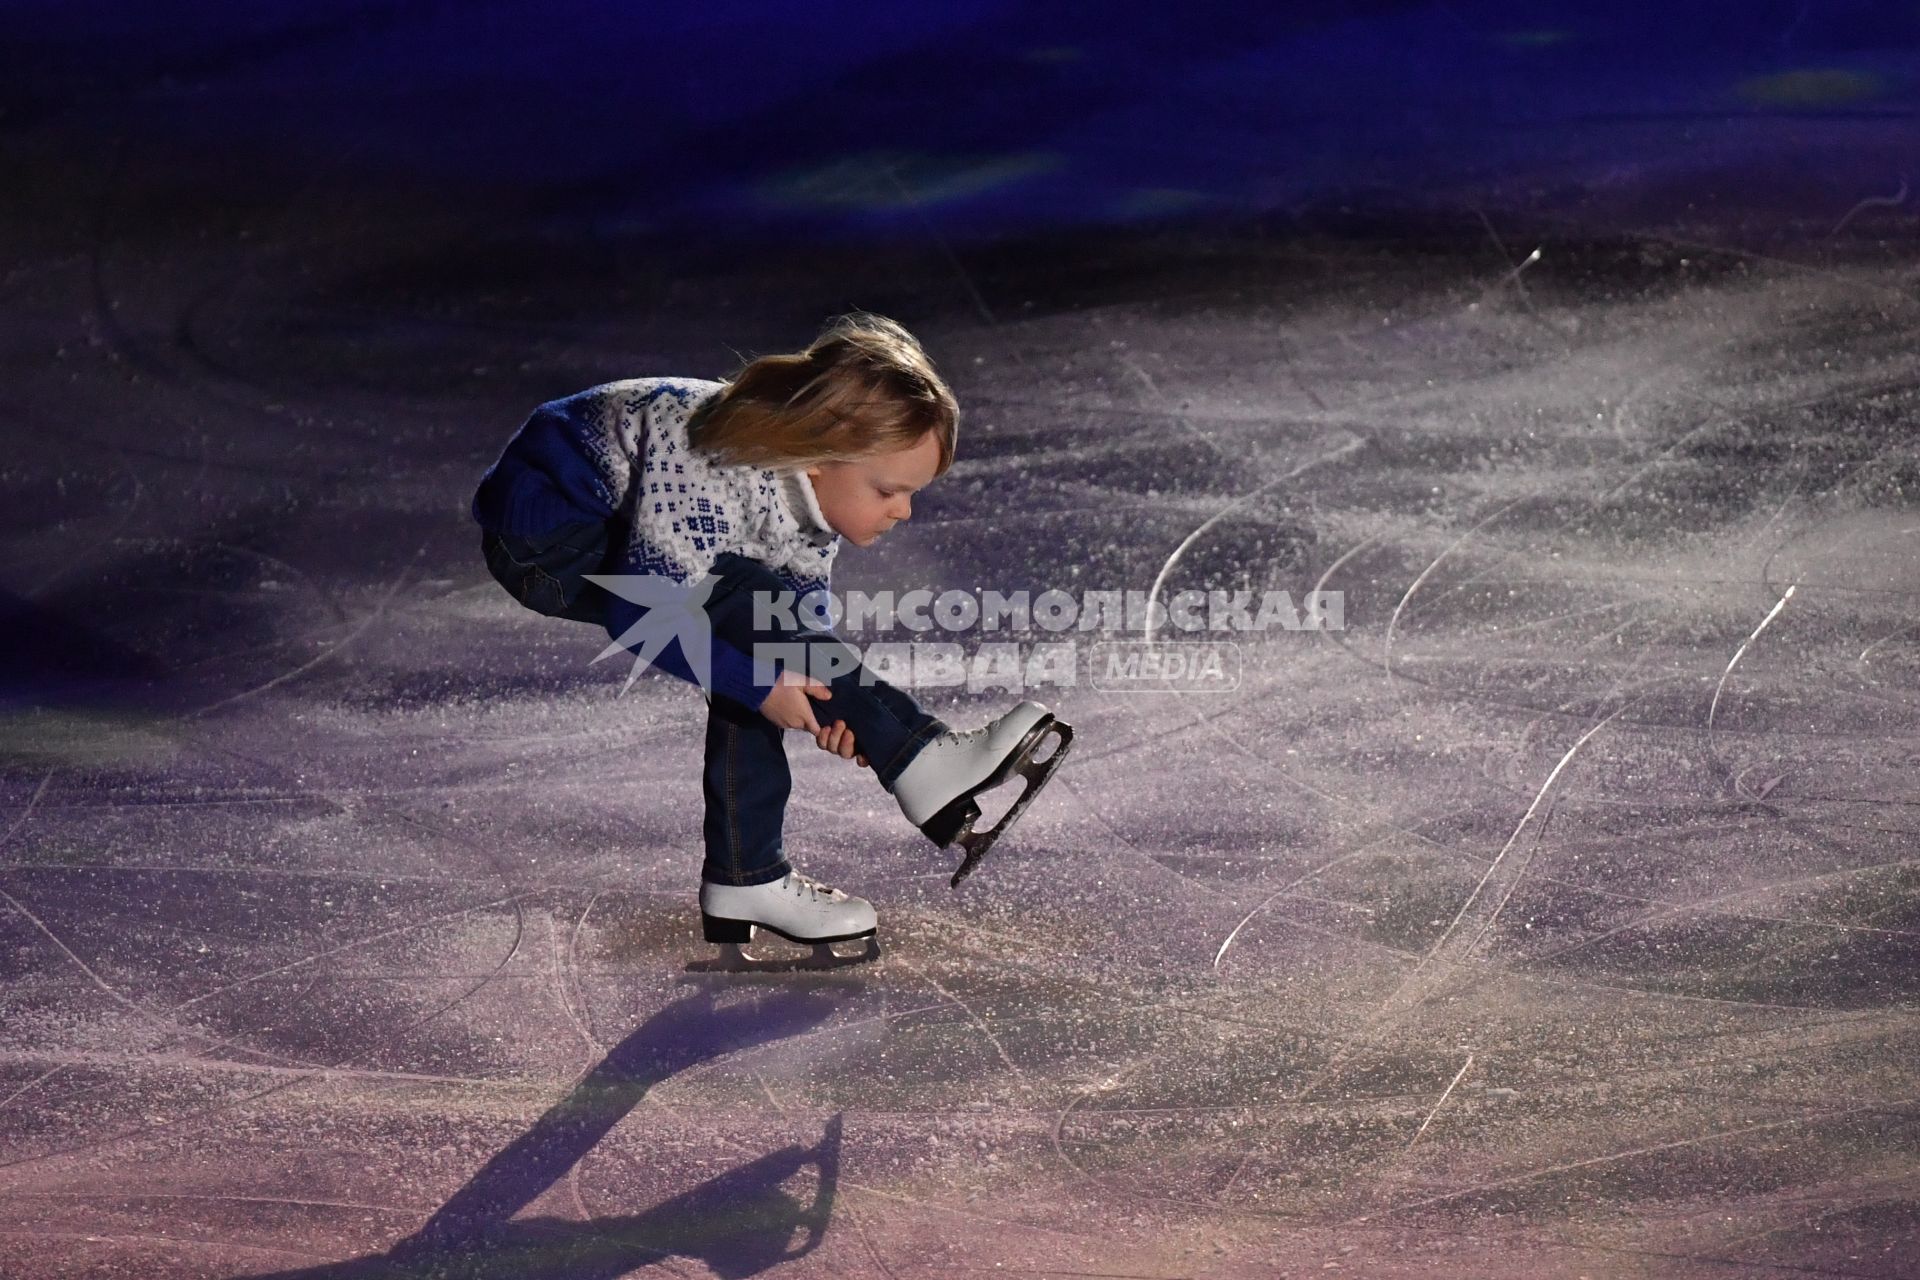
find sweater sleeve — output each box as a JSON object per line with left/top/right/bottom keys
{"left": 472, "top": 391, "right": 621, "bottom": 536}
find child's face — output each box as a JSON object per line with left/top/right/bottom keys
{"left": 806, "top": 431, "right": 943, "bottom": 548}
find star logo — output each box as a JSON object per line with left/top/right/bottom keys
{"left": 584, "top": 572, "right": 721, "bottom": 695}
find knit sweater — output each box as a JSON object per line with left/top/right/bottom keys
{"left": 472, "top": 377, "right": 841, "bottom": 708}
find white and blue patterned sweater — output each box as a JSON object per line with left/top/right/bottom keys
{"left": 473, "top": 377, "right": 841, "bottom": 707}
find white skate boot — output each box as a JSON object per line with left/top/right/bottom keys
{"left": 700, "top": 870, "right": 880, "bottom": 968}
{"left": 890, "top": 699, "right": 1074, "bottom": 887}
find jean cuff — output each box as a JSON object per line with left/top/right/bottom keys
{"left": 703, "top": 857, "right": 791, "bottom": 887}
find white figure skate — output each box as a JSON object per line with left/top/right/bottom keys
{"left": 699, "top": 871, "right": 880, "bottom": 969}
{"left": 891, "top": 699, "right": 1074, "bottom": 887}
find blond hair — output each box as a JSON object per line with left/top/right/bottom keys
{"left": 688, "top": 313, "right": 958, "bottom": 474}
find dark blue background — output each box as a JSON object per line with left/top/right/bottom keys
{"left": 7, "top": 2, "right": 1917, "bottom": 242}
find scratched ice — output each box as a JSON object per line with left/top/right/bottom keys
{"left": 4, "top": 109, "right": 1920, "bottom": 1280}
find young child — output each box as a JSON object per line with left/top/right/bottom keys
{"left": 472, "top": 314, "right": 1070, "bottom": 956}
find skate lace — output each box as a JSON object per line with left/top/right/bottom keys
{"left": 789, "top": 871, "right": 840, "bottom": 901}
{"left": 941, "top": 723, "right": 993, "bottom": 748}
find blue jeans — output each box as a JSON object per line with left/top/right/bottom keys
{"left": 482, "top": 530, "right": 946, "bottom": 887}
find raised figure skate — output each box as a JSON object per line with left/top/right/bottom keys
{"left": 890, "top": 699, "right": 1074, "bottom": 886}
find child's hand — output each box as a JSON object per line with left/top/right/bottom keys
{"left": 759, "top": 669, "right": 833, "bottom": 734}
{"left": 758, "top": 673, "right": 870, "bottom": 768}
{"left": 815, "top": 719, "right": 870, "bottom": 769}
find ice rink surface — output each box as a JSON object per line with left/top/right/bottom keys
{"left": 4, "top": 48, "right": 1920, "bottom": 1280}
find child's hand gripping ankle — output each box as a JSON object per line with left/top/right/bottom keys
{"left": 759, "top": 670, "right": 870, "bottom": 768}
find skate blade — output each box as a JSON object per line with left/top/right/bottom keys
{"left": 689, "top": 934, "right": 882, "bottom": 975}
{"left": 948, "top": 718, "right": 1074, "bottom": 888}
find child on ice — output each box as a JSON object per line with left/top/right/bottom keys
{"left": 472, "top": 314, "right": 1070, "bottom": 958}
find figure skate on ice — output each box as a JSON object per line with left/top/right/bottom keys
{"left": 699, "top": 870, "right": 880, "bottom": 970}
